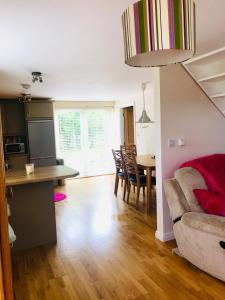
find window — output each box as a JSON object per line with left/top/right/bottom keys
{"left": 57, "top": 111, "right": 81, "bottom": 152}
{"left": 55, "top": 108, "right": 114, "bottom": 177}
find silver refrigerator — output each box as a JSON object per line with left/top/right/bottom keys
{"left": 27, "top": 120, "right": 56, "bottom": 167}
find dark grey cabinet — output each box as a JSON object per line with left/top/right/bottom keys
{"left": 0, "top": 105, "right": 7, "bottom": 135}
{"left": 1, "top": 102, "right": 25, "bottom": 136}
{"left": 27, "top": 119, "right": 56, "bottom": 166}
{"left": 25, "top": 102, "right": 53, "bottom": 120}
{"left": 8, "top": 181, "right": 57, "bottom": 251}
{"left": 25, "top": 101, "right": 56, "bottom": 167}
{"left": 30, "top": 157, "right": 56, "bottom": 167}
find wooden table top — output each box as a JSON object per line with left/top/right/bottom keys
{"left": 5, "top": 165, "right": 79, "bottom": 187}
{"left": 136, "top": 155, "right": 156, "bottom": 168}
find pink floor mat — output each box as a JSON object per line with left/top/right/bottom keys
{"left": 54, "top": 192, "right": 67, "bottom": 203}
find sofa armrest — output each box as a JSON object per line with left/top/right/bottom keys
{"left": 164, "top": 179, "right": 189, "bottom": 222}
{"left": 182, "top": 212, "right": 225, "bottom": 238}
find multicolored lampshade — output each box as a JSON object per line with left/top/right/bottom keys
{"left": 122, "top": 0, "right": 196, "bottom": 67}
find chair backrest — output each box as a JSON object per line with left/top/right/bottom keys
{"left": 121, "top": 147, "right": 139, "bottom": 182}
{"left": 112, "top": 149, "right": 123, "bottom": 172}
{"left": 120, "top": 144, "right": 137, "bottom": 156}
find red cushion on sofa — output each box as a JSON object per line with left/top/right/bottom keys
{"left": 181, "top": 154, "right": 225, "bottom": 197}
{"left": 194, "top": 189, "right": 225, "bottom": 216}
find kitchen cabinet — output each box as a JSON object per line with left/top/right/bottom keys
{"left": 0, "top": 105, "right": 7, "bottom": 136}
{"left": 27, "top": 119, "right": 56, "bottom": 167}
{"left": 25, "top": 102, "right": 53, "bottom": 120}
{"left": 30, "top": 157, "right": 56, "bottom": 167}
{"left": 6, "top": 166, "right": 78, "bottom": 251}
{"left": 9, "top": 154, "right": 28, "bottom": 169}
{"left": 0, "top": 102, "right": 26, "bottom": 136}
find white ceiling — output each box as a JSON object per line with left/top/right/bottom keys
{"left": 0, "top": 0, "right": 225, "bottom": 101}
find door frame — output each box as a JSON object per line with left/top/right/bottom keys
{"left": 0, "top": 116, "right": 14, "bottom": 299}
{"left": 123, "top": 106, "right": 135, "bottom": 145}
{"left": 118, "top": 102, "right": 136, "bottom": 145}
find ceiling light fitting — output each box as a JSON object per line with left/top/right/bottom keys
{"left": 122, "top": 0, "right": 196, "bottom": 67}
{"left": 18, "top": 93, "right": 32, "bottom": 102}
{"left": 32, "top": 72, "right": 43, "bottom": 83}
{"left": 137, "top": 82, "right": 154, "bottom": 125}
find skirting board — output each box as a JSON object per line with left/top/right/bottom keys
{"left": 155, "top": 230, "right": 175, "bottom": 242}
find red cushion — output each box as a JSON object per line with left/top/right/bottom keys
{"left": 194, "top": 189, "right": 225, "bottom": 216}
{"left": 181, "top": 154, "right": 225, "bottom": 197}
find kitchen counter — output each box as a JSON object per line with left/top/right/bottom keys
{"left": 7, "top": 165, "right": 79, "bottom": 251}
{"left": 6, "top": 165, "right": 79, "bottom": 186}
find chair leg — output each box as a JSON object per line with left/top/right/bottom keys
{"left": 127, "top": 182, "right": 131, "bottom": 204}
{"left": 143, "top": 186, "right": 145, "bottom": 197}
{"left": 123, "top": 180, "right": 127, "bottom": 202}
{"left": 121, "top": 178, "right": 124, "bottom": 187}
{"left": 136, "top": 186, "right": 140, "bottom": 210}
{"left": 133, "top": 185, "right": 136, "bottom": 193}
{"left": 114, "top": 174, "right": 119, "bottom": 196}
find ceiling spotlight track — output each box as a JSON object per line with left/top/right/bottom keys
{"left": 18, "top": 72, "right": 43, "bottom": 102}
{"left": 32, "top": 71, "right": 43, "bottom": 83}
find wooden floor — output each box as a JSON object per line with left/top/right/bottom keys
{"left": 11, "top": 175, "right": 225, "bottom": 300}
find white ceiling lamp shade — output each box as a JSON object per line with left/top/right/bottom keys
{"left": 122, "top": 0, "right": 196, "bottom": 67}
{"left": 137, "top": 82, "right": 154, "bottom": 124}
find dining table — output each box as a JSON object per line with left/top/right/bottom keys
{"left": 136, "top": 155, "right": 156, "bottom": 213}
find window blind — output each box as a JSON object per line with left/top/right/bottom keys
{"left": 57, "top": 110, "right": 81, "bottom": 152}
{"left": 54, "top": 108, "right": 114, "bottom": 177}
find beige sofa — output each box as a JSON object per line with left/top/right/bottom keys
{"left": 164, "top": 167, "right": 225, "bottom": 282}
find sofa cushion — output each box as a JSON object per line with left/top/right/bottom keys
{"left": 175, "top": 167, "right": 206, "bottom": 212}
{"left": 181, "top": 154, "right": 225, "bottom": 197}
{"left": 194, "top": 189, "right": 225, "bottom": 217}
{"left": 182, "top": 212, "right": 225, "bottom": 238}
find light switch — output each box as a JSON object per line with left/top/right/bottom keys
{"left": 178, "top": 138, "right": 185, "bottom": 146}
{"left": 168, "top": 139, "right": 176, "bottom": 147}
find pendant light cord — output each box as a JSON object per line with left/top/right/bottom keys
{"left": 142, "top": 82, "right": 146, "bottom": 110}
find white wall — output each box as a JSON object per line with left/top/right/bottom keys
{"left": 115, "top": 83, "right": 156, "bottom": 154}
{"left": 155, "top": 64, "right": 225, "bottom": 241}
{"left": 135, "top": 84, "right": 156, "bottom": 155}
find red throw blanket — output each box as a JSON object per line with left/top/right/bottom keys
{"left": 181, "top": 154, "right": 225, "bottom": 197}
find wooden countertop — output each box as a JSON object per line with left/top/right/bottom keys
{"left": 5, "top": 165, "right": 79, "bottom": 187}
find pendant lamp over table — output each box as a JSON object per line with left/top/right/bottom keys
{"left": 137, "top": 82, "right": 154, "bottom": 124}
{"left": 122, "top": 0, "right": 196, "bottom": 67}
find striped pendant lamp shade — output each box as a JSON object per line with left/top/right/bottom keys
{"left": 122, "top": 0, "right": 196, "bottom": 67}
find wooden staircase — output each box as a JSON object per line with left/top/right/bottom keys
{"left": 183, "top": 47, "right": 225, "bottom": 117}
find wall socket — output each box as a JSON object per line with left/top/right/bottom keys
{"left": 178, "top": 138, "right": 185, "bottom": 146}
{"left": 168, "top": 139, "right": 176, "bottom": 147}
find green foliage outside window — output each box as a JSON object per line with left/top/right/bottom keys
{"left": 58, "top": 111, "right": 81, "bottom": 152}
{"left": 87, "top": 111, "right": 107, "bottom": 149}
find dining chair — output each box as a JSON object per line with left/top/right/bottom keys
{"left": 121, "top": 145, "right": 145, "bottom": 176}
{"left": 112, "top": 149, "right": 124, "bottom": 196}
{"left": 120, "top": 148, "right": 128, "bottom": 202}
{"left": 121, "top": 148, "right": 147, "bottom": 209}
{"left": 120, "top": 145, "right": 137, "bottom": 197}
